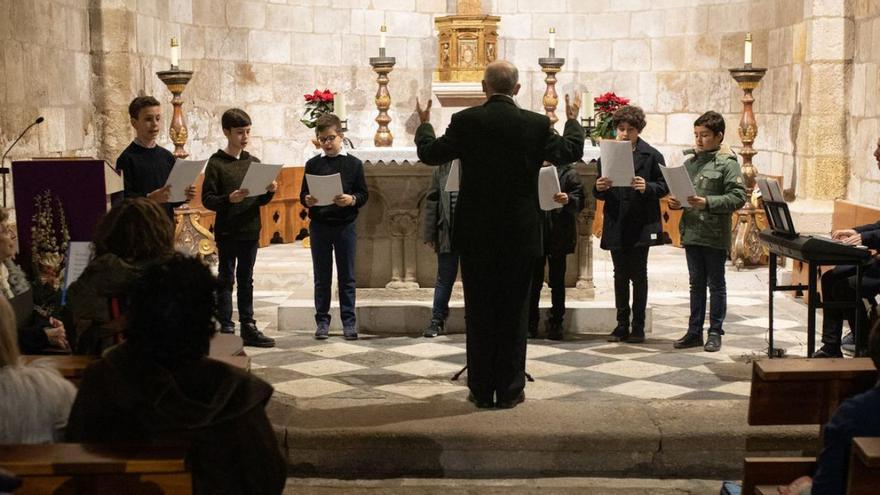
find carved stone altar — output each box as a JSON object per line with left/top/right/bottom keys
{"left": 353, "top": 147, "right": 598, "bottom": 297}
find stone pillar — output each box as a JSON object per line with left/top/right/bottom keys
{"left": 789, "top": 0, "right": 854, "bottom": 232}
{"left": 88, "top": 0, "right": 139, "bottom": 163}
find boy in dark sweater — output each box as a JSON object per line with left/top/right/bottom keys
{"left": 116, "top": 96, "right": 195, "bottom": 219}
{"left": 201, "top": 108, "right": 277, "bottom": 348}
{"left": 300, "top": 113, "right": 368, "bottom": 340}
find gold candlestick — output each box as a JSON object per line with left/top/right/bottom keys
{"left": 729, "top": 66, "right": 767, "bottom": 269}
{"left": 369, "top": 55, "right": 396, "bottom": 147}
{"left": 156, "top": 68, "right": 193, "bottom": 158}
{"left": 538, "top": 55, "right": 565, "bottom": 127}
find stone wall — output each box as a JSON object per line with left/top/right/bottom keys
{"left": 0, "top": 0, "right": 95, "bottom": 167}
{"left": 847, "top": 0, "right": 880, "bottom": 205}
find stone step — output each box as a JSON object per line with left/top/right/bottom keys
{"left": 278, "top": 294, "right": 651, "bottom": 335}
{"left": 269, "top": 397, "right": 817, "bottom": 481}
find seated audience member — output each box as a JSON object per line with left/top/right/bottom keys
{"left": 65, "top": 198, "right": 175, "bottom": 355}
{"left": 814, "top": 136, "right": 880, "bottom": 358}
{"left": 66, "top": 254, "right": 286, "bottom": 495}
{"left": 0, "top": 208, "right": 69, "bottom": 354}
{"left": 778, "top": 320, "right": 880, "bottom": 494}
{"left": 0, "top": 295, "right": 77, "bottom": 444}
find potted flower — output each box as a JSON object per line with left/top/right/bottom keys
{"left": 590, "top": 92, "right": 630, "bottom": 145}
{"left": 301, "top": 89, "right": 335, "bottom": 129}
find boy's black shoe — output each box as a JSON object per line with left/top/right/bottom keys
{"left": 814, "top": 343, "right": 843, "bottom": 358}
{"left": 241, "top": 323, "right": 276, "bottom": 348}
{"left": 219, "top": 325, "right": 235, "bottom": 335}
{"left": 495, "top": 391, "right": 525, "bottom": 409}
{"left": 467, "top": 392, "right": 494, "bottom": 409}
{"left": 423, "top": 320, "right": 443, "bottom": 338}
{"left": 625, "top": 328, "right": 645, "bottom": 344}
{"left": 704, "top": 332, "right": 722, "bottom": 352}
{"left": 673, "top": 332, "right": 703, "bottom": 349}
{"left": 607, "top": 324, "right": 629, "bottom": 343}
{"left": 546, "top": 321, "right": 564, "bottom": 341}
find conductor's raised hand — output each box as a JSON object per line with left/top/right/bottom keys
{"left": 304, "top": 195, "right": 318, "bottom": 207}
{"left": 229, "top": 189, "right": 248, "bottom": 203}
{"left": 416, "top": 98, "right": 432, "bottom": 124}
{"left": 147, "top": 184, "right": 172, "bottom": 203}
{"left": 595, "top": 176, "right": 613, "bottom": 192}
{"left": 565, "top": 93, "right": 581, "bottom": 121}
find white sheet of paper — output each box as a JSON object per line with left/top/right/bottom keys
{"left": 64, "top": 242, "right": 91, "bottom": 290}
{"left": 599, "top": 140, "right": 635, "bottom": 186}
{"left": 164, "top": 159, "right": 206, "bottom": 203}
{"left": 659, "top": 165, "right": 697, "bottom": 208}
{"left": 240, "top": 163, "right": 283, "bottom": 197}
{"left": 539, "top": 165, "right": 562, "bottom": 211}
{"left": 444, "top": 159, "right": 460, "bottom": 192}
{"left": 305, "top": 173, "right": 344, "bottom": 206}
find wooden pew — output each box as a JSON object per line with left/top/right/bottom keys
{"left": 0, "top": 443, "right": 191, "bottom": 494}
{"left": 743, "top": 358, "right": 878, "bottom": 495}
{"left": 848, "top": 437, "right": 880, "bottom": 495}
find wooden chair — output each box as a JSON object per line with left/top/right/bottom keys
{"left": 0, "top": 443, "right": 191, "bottom": 494}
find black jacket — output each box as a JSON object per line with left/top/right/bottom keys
{"left": 542, "top": 164, "right": 585, "bottom": 255}
{"left": 415, "top": 95, "right": 584, "bottom": 257}
{"left": 299, "top": 153, "right": 368, "bottom": 226}
{"left": 594, "top": 138, "right": 668, "bottom": 250}
{"left": 201, "top": 150, "right": 275, "bottom": 241}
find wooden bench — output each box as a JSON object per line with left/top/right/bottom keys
{"left": 743, "top": 358, "right": 878, "bottom": 495}
{"left": 753, "top": 438, "right": 880, "bottom": 494}
{"left": 0, "top": 443, "right": 191, "bottom": 494}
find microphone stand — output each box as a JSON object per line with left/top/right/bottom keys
{"left": 1, "top": 118, "right": 44, "bottom": 208}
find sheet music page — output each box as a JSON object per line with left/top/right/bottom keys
{"left": 164, "top": 159, "right": 206, "bottom": 202}
{"left": 444, "top": 160, "right": 460, "bottom": 192}
{"left": 599, "top": 140, "right": 635, "bottom": 186}
{"left": 240, "top": 163, "right": 283, "bottom": 197}
{"left": 305, "top": 173, "right": 344, "bottom": 206}
{"left": 64, "top": 241, "right": 91, "bottom": 290}
{"left": 538, "top": 165, "right": 562, "bottom": 211}
{"left": 659, "top": 165, "right": 697, "bottom": 207}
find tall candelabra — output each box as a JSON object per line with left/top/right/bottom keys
{"left": 729, "top": 65, "right": 767, "bottom": 269}
{"left": 369, "top": 51, "right": 396, "bottom": 147}
{"left": 538, "top": 49, "right": 565, "bottom": 127}
{"left": 156, "top": 68, "right": 193, "bottom": 158}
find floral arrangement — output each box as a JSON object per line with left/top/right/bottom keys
{"left": 300, "top": 89, "right": 335, "bottom": 129}
{"left": 590, "top": 92, "right": 631, "bottom": 142}
{"left": 31, "top": 190, "right": 69, "bottom": 295}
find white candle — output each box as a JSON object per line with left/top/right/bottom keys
{"left": 744, "top": 32, "right": 752, "bottom": 66}
{"left": 335, "top": 93, "right": 347, "bottom": 121}
{"left": 170, "top": 37, "right": 180, "bottom": 67}
{"left": 549, "top": 27, "right": 556, "bottom": 50}
{"left": 581, "top": 91, "right": 592, "bottom": 119}
{"left": 380, "top": 25, "right": 387, "bottom": 49}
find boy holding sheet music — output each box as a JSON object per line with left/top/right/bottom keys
{"left": 595, "top": 105, "right": 668, "bottom": 344}
{"left": 667, "top": 111, "right": 746, "bottom": 352}
{"left": 300, "top": 113, "right": 368, "bottom": 340}
{"left": 202, "top": 108, "right": 278, "bottom": 348}
{"left": 116, "top": 96, "right": 196, "bottom": 219}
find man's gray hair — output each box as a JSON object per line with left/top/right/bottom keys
{"left": 484, "top": 61, "right": 518, "bottom": 95}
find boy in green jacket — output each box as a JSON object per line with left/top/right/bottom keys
{"left": 667, "top": 111, "right": 746, "bottom": 352}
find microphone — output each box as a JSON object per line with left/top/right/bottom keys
{"left": 1, "top": 116, "right": 44, "bottom": 207}
{"left": 1, "top": 116, "right": 45, "bottom": 173}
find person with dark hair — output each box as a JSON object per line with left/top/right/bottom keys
{"left": 300, "top": 113, "right": 368, "bottom": 340}
{"left": 116, "top": 96, "right": 196, "bottom": 219}
{"left": 777, "top": 320, "right": 880, "bottom": 495}
{"left": 594, "top": 105, "right": 668, "bottom": 343}
{"left": 414, "top": 60, "right": 584, "bottom": 409}
{"left": 668, "top": 110, "right": 746, "bottom": 352}
{"left": 202, "top": 108, "right": 277, "bottom": 348}
{"left": 65, "top": 198, "right": 176, "bottom": 354}
{"left": 66, "top": 254, "right": 287, "bottom": 495}
{"left": 814, "top": 136, "right": 880, "bottom": 358}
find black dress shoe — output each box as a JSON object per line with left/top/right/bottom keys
{"left": 219, "top": 325, "right": 235, "bottom": 335}
{"left": 673, "top": 332, "right": 703, "bottom": 349}
{"left": 625, "top": 331, "right": 645, "bottom": 344}
{"left": 423, "top": 320, "right": 443, "bottom": 338}
{"left": 495, "top": 391, "right": 525, "bottom": 409}
{"left": 546, "top": 322, "right": 564, "bottom": 341}
{"left": 607, "top": 324, "right": 629, "bottom": 343}
{"left": 467, "top": 392, "right": 494, "bottom": 409}
{"left": 813, "top": 344, "right": 843, "bottom": 358}
{"left": 241, "top": 323, "right": 276, "bottom": 348}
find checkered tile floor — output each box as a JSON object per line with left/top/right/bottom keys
{"left": 241, "top": 245, "right": 817, "bottom": 403}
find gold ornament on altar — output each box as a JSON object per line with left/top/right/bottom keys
{"left": 433, "top": 5, "right": 500, "bottom": 83}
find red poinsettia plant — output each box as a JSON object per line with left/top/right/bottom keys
{"left": 591, "top": 92, "right": 631, "bottom": 142}
{"left": 300, "top": 89, "right": 335, "bottom": 129}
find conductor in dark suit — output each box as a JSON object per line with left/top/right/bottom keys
{"left": 414, "top": 60, "right": 585, "bottom": 408}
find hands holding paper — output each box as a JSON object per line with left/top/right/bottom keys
{"left": 229, "top": 180, "right": 276, "bottom": 204}
{"left": 554, "top": 192, "right": 569, "bottom": 205}
{"left": 596, "top": 176, "right": 646, "bottom": 193}
{"left": 667, "top": 195, "right": 707, "bottom": 210}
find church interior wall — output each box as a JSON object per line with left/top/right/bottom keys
{"left": 846, "top": 0, "right": 880, "bottom": 206}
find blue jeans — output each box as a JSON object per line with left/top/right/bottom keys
{"left": 432, "top": 252, "right": 459, "bottom": 323}
{"left": 310, "top": 222, "right": 357, "bottom": 328}
{"left": 216, "top": 238, "right": 259, "bottom": 328}
{"left": 685, "top": 245, "right": 727, "bottom": 336}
